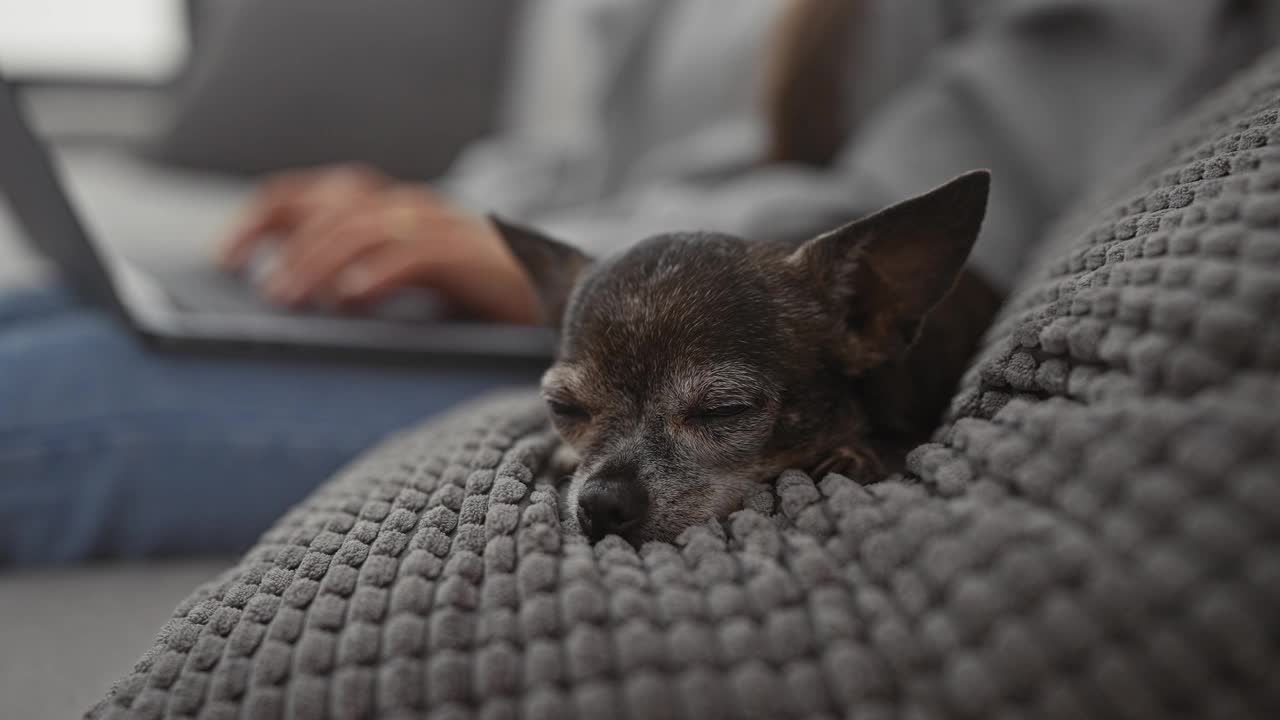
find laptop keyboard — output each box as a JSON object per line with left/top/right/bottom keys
{"left": 157, "top": 264, "right": 446, "bottom": 323}
{"left": 158, "top": 266, "right": 304, "bottom": 316}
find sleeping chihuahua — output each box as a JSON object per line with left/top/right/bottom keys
{"left": 493, "top": 170, "right": 1002, "bottom": 544}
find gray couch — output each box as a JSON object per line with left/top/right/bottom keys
{"left": 85, "top": 48, "right": 1280, "bottom": 719}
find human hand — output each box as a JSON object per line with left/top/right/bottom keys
{"left": 220, "top": 164, "right": 391, "bottom": 271}
{"left": 219, "top": 165, "right": 539, "bottom": 324}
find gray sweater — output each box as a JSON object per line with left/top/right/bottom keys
{"left": 445, "top": 0, "right": 1278, "bottom": 291}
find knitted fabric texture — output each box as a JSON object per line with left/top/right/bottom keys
{"left": 91, "top": 52, "right": 1280, "bottom": 719}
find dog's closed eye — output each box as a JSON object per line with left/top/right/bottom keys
{"left": 547, "top": 398, "right": 590, "bottom": 422}
{"left": 687, "top": 403, "right": 753, "bottom": 423}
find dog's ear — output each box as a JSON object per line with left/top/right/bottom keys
{"left": 490, "top": 215, "right": 593, "bottom": 328}
{"left": 789, "top": 170, "right": 989, "bottom": 372}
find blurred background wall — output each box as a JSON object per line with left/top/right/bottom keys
{"left": 0, "top": 0, "right": 189, "bottom": 83}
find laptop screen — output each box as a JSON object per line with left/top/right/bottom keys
{"left": 0, "top": 75, "right": 122, "bottom": 311}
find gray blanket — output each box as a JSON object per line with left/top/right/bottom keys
{"left": 91, "top": 50, "right": 1280, "bottom": 719}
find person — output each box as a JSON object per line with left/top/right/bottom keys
{"left": 2, "top": 0, "right": 1274, "bottom": 564}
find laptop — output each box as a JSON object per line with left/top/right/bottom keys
{"left": 0, "top": 76, "right": 556, "bottom": 365}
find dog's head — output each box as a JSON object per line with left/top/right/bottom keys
{"left": 495, "top": 171, "right": 989, "bottom": 544}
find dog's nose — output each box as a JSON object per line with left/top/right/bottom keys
{"left": 577, "top": 478, "right": 648, "bottom": 542}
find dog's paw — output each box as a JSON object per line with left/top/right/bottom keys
{"left": 813, "top": 445, "right": 884, "bottom": 484}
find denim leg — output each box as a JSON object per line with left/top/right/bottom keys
{"left": 0, "top": 288, "right": 542, "bottom": 565}
{"left": 0, "top": 285, "right": 82, "bottom": 326}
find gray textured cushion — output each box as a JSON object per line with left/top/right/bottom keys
{"left": 149, "top": 0, "right": 516, "bottom": 179}
{"left": 91, "top": 51, "right": 1280, "bottom": 718}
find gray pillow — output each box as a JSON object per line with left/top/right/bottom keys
{"left": 150, "top": 0, "right": 517, "bottom": 179}
{"left": 92, "top": 50, "right": 1280, "bottom": 718}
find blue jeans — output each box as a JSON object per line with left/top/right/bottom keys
{"left": 0, "top": 286, "right": 541, "bottom": 565}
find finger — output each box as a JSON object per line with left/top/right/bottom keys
{"left": 278, "top": 220, "right": 390, "bottom": 304}
{"left": 270, "top": 168, "right": 391, "bottom": 270}
{"left": 278, "top": 199, "right": 363, "bottom": 268}
{"left": 219, "top": 172, "right": 311, "bottom": 270}
{"left": 335, "top": 238, "right": 537, "bottom": 325}
{"left": 220, "top": 165, "right": 383, "bottom": 271}
{"left": 332, "top": 244, "right": 432, "bottom": 308}
{"left": 272, "top": 184, "right": 434, "bottom": 305}
{"left": 261, "top": 199, "right": 369, "bottom": 304}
